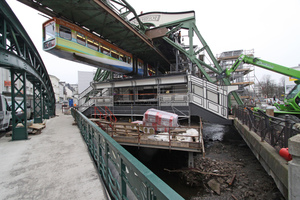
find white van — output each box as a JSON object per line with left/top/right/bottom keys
{"left": 0, "top": 95, "right": 12, "bottom": 131}
{"left": 6, "top": 97, "right": 33, "bottom": 121}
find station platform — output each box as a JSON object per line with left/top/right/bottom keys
{"left": 0, "top": 111, "right": 108, "bottom": 200}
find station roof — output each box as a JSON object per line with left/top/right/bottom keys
{"left": 17, "top": 0, "right": 171, "bottom": 72}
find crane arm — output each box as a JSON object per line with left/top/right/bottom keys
{"left": 222, "top": 54, "right": 300, "bottom": 83}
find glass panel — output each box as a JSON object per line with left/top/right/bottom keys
{"left": 45, "top": 21, "right": 55, "bottom": 41}
{"left": 120, "top": 54, "right": 126, "bottom": 62}
{"left": 287, "top": 85, "right": 300, "bottom": 99}
{"left": 101, "top": 45, "right": 110, "bottom": 56}
{"left": 77, "top": 32, "right": 86, "bottom": 45}
{"left": 207, "top": 90, "right": 219, "bottom": 104}
{"left": 138, "top": 61, "right": 143, "bottom": 69}
{"left": 59, "top": 25, "right": 71, "bottom": 40}
{"left": 87, "top": 37, "right": 99, "bottom": 51}
{"left": 111, "top": 50, "right": 119, "bottom": 59}
{"left": 127, "top": 56, "right": 131, "bottom": 64}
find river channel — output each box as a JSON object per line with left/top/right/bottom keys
{"left": 124, "top": 123, "right": 283, "bottom": 199}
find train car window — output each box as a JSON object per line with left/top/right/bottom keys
{"left": 101, "top": 45, "right": 110, "bottom": 55}
{"left": 44, "top": 21, "right": 55, "bottom": 41}
{"left": 120, "top": 53, "right": 126, "bottom": 62}
{"left": 138, "top": 61, "right": 143, "bottom": 68}
{"left": 77, "top": 32, "right": 86, "bottom": 46}
{"left": 111, "top": 50, "right": 119, "bottom": 59}
{"left": 127, "top": 56, "right": 131, "bottom": 64}
{"left": 87, "top": 37, "right": 99, "bottom": 51}
{"left": 59, "top": 25, "right": 72, "bottom": 40}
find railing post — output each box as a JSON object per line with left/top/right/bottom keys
{"left": 242, "top": 108, "right": 246, "bottom": 124}
{"left": 284, "top": 115, "right": 291, "bottom": 147}
{"left": 247, "top": 108, "right": 253, "bottom": 131}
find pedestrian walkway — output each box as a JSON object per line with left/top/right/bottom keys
{"left": 0, "top": 111, "right": 108, "bottom": 200}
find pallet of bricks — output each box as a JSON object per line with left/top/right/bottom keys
{"left": 143, "top": 108, "right": 178, "bottom": 133}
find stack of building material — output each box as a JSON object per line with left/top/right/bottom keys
{"left": 143, "top": 108, "right": 178, "bottom": 132}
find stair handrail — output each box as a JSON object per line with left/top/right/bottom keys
{"left": 78, "top": 85, "right": 93, "bottom": 100}
{"left": 105, "top": 106, "right": 117, "bottom": 123}
{"left": 94, "top": 106, "right": 105, "bottom": 120}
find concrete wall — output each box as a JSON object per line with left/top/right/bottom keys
{"left": 288, "top": 135, "right": 300, "bottom": 200}
{"left": 49, "top": 75, "right": 60, "bottom": 103}
{"left": 234, "top": 118, "right": 288, "bottom": 199}
{"left": 78, "top": 71, "right": 95, "bottom": 94}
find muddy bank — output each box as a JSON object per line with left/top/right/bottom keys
{"left": 124, "top": 122, "right": 285, "bottom": 199}
{"left": 183, "top": 142, "right": 283, "bottom": 199}
{"left": 185, "top": 123, "right": 285, "bottom": 199}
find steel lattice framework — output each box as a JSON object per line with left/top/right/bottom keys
{"left": 0, "top": 0, "right": 55, "bottom": 139}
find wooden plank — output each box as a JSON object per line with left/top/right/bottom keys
{"left": 29, "top": 123, "right": 45, "bottom": 130}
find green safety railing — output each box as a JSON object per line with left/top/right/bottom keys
{"left": 71, "top": 108, "right": 184, "bottom": 200}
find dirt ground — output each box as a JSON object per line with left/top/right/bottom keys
{"left": 185, "top": 140, "right": 285, "bottom": 200}
{"left": 124, "top": 120, "right": 286, "bottom": 199}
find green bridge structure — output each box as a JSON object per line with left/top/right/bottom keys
{"left": 0, "top": 0, "right": 55, "bottom": 140}
{"left": 4, "top": 0, "right": 298, "bottom": 199}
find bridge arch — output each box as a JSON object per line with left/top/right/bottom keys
{"left": 0, "top": 0, "right": 55, "bottom": 140}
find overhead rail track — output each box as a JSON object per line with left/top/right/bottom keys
{"left": 17, "top": 0, "right": 171, "bottom": 74}
{"left": 17, "top": 0, "right": 243, "bottom": 115}
{"left": 0, "top": 0, "right": 55, "bottom": 140}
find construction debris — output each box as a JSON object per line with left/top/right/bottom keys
{"left": 207, "top": 179, "right": 220, "bottom": 195}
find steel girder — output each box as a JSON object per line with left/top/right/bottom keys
{"left": 160, "top": 17, "right": 243, "bottom": 106}
{"left": 11, "top": 69, "right": 28, "bottom": 140}
{"left": 33, "top": 82, "right": 43, "bottom": 123}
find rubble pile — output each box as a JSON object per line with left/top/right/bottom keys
{"left": 180, "top": 142, "right": 284, "bottom": 199}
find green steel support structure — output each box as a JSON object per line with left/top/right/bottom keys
{"left": 33, "top": 82, "right": 43, "bottom": 123}
{"left": 42, "top": 88, "right": 49, "bottom": 119}
{"left": 10, "top": 69, "right": 28, "bottom": 140}
{"left": 0, "top": 0, "right": 55, "bottom": 138}
{"left": 162, "top": 18, "right": 243, "bottom": 107}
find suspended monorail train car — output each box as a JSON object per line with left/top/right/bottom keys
{"left": 42, "top": 17, "right": 145, "bottom": 75}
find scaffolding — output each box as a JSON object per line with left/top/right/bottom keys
{"left": 216, "top": 49, "right": 256, "bottom": 101}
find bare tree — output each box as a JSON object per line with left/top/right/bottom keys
{"left": 260, "top": 75, "right": 276, "bottom": 98}
{"left": 276, "top": 76, "right": 285, "bottom": 100}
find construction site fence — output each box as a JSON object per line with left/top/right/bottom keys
{"left": 71, "top": 108, "right": 184, "bottom": 200}
{"left": 233, "top": 106, "right": 300, "bottom": 150}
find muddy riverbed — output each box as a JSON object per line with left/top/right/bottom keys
{"left": 125, "top": 122, "right": 285, "bottom": 199}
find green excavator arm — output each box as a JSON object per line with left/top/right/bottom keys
{"left": 223, "top": 54, "right": 300, "bottom": 82}
{"left": 220, "top": 54, "right": 300, "bottom": 114}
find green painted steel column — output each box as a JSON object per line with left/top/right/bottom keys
{"left": 33, "top": 82, "right": 43, "bottom": 123}
{"left": 42, "top": 88, "right": 49, "bottom": 119}
{"left": 11, "top": 69, "right": 28, "bottom": 140}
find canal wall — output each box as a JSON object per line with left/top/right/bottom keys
{"left": 288, "top": 134, "right": 300, "bottom": 200}
{"left": 234, "top": 118, "right": 288, "bottom": 199}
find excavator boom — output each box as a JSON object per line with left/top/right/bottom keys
{"left": 226, "top": 54, "right": 300, "bottom": 82}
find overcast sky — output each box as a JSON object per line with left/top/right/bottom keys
{"left": 6, "top": 0, "right": 300, "bottom": 84}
